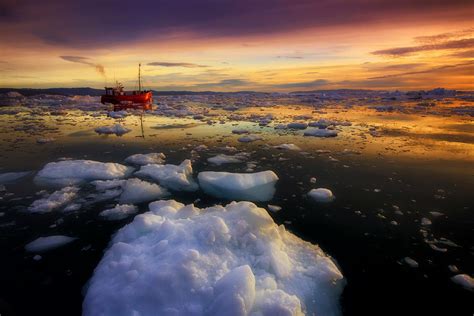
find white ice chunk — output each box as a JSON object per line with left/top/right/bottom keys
{"left": 198, "top": 171, "right": 278, "bottom": 202}
{"left": 99, "top": 204, "right": 138, "bottom": 221}
{"left": 304, "top": 129, "right": 338, "bottom": 137}
{"left": 95, "top": 124, "right": 131, "bottom": 136}
{"left": 125, "top": 153, "right": 166, "bottom": 165}
{"left": 83, "top": 200, "right": 344, "bottom": 316}
{"left": 35, "top": 160, "right": 133, "bottom": 186}
{"left": 25, "top": 235, "right": 76, "bottom": 252}
{"left": 28, "top": 186, "right": 79, "bottom": 213}
{"left": 308, "top": 188, "right": 335, "bottom": 203}
{"left": 135, "top": 159, "right": 198, "bottom": 191}
{"left": 403, "top": 257, "right": 419, "bottom": 268}
{"left": 119, "top": 178, "right": 169, "bottom": 203}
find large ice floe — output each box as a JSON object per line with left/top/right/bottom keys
{"left": 83, "top": 200, "right": 344, "bottom": 316}
{"left": 135, "top": 160, "right": 199, "bottom": 191}
{"left": 198, "top": 171, "right": 278, "bottom": 202}
{"left": 35, "top": 160, "right": 133, "bottom": 186}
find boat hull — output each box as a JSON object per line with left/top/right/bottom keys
{"left": 101, "top": 91, "right": 152, "bottom": 105}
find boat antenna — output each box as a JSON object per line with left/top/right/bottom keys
{"left": 138, "top": 63, "right": 141, "bottom": 92}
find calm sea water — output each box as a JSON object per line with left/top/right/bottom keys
{"left": 0, "top": 96, "right": 472, "bottom": 315}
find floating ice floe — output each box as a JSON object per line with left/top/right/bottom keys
{"left": 95, "top": 124, "right": 131, "bottom": 136}
{"left": 421, "top": 217, "right": 432, "bottom": 226}
{"left": 135, "top": 160, "right": 199, "bottom": 191}
{"left": 83, "top": 200, "right": 344, "bottom": 316}
{"left": 125, "top": 153, "right": 166, "bottom": 165}
{"left": 0, "top": 171, "right": 31, "bottom": 184}
{"left": 207, "top": 153, "right": 249, "bottom": 165}
{"left": 99, "top": 204, "right": 138, "bottom": 221}
{"left": 36, "top": 137, "right": 55, "bottom": 144}
{"left": 274, "top": 143, "right": 301, "bottom": 151}
{"left": 308, "top": 188, "right": 335, "bottom": 202}
{"left": 232, "top": 129, "right": 249, "bottom": 134}
{"left": 28, "top": 186, "right": 79, "bottom": 213}
{"left": 304, "top": 129, "right": 338, "bottom": 137}
{"left": 451, "top": 274, "right": 474, "bottom": 291}
{"left": 268, "top": 204, "right": 282, "bottom": 212}
{"left": 238, "top": 134, "right": 263, "bottom": 143}
{"left": 198, "top": 170, "right": 278, "bottom": 201}
{"left": 25, "top": 235, "right": 76, "bottom": 252}
{"left": 35, "top": 160, "right": 133, "bottom": 186}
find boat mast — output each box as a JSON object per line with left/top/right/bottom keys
{"left": 138, "top": 63, "right": 141, "bottom": 92}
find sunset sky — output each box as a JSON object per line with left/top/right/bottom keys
{"left": 0, "top": 0, "right": 472, "bottom": 91}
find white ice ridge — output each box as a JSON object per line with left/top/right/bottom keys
{"left": 125, "top": 153, "right": 166, "bottom": 165}
{"left": 83, "top": 200, "right": 344, "bottom": 316}
{"left": 135, "top": 159, "right": 199, "bottom": 191}
{"left": 35, "top": 160, "right": 134, "bottom": 186}
{"left": 198, "top": 171, "right": 278, "bottom": 202}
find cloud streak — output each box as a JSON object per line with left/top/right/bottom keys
{"left": 368, "top": 62, "right": 474, "bottom": 79}
{"left": 371, "top": 38, "right": 474, "bottom": 57}
{"left": 60, "top": 55, "right": 105, "bottom": 76}
{"left": 148, "top": 62, "right": 208, "bottom": 68}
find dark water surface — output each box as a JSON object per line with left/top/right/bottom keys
{"left": 0, "top": 99, "right": 472, "bottom": 315}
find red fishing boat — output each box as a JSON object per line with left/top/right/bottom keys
{"left": 101, "top": 64, "right": 152, "bottom": 110}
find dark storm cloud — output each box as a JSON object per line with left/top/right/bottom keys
{"left": 0, "top": 0, "right": 472, "bottom": 48}
{"left": 372, "top": 38, "right": 474, "bottom": 57}
{"left": 148, "top": 62, "right": 208, "bottom": 68}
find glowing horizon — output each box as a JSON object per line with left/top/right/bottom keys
{"left": 0, "top": 0, "right": 473, "bottom": 92}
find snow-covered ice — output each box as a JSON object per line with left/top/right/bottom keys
{"left": 99, "top": 204, "right": 138, "bottom": 221}
{"left": 28, "top": 186, "right": 79, "bottom": 213}
{"left": 125, "top": 153, "right": 166, "bottom": 165}
{"left": 198, "top": 170, "right": 278, "bottom": 202}
{"left": 308, "top": 188, "right": 335, "bottom": 202}
{"left": 95, "top": 124, "right": 131, "bottom": 136}
{"left": 35, "top": 160, "right": 133, "bottom": 186}
{"left": 25, "top": 235, "right": 76, "bottom": 252}
{"left": 83, "top": 200, "right": 344, "bottom": 316}
{"left": 136, "top": 160, "right": 199, "bottom": 191}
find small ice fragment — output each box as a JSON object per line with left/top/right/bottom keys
{"left": 310, "top": 177, "right": 317, "bottom": 183}
{"left": 0, "top": 171, "right": 31, "bottom": 184}
{"left": 125, "top": 153, "right": 166, "bottom": 165}
{"left": 448, "top": 265, "right": 459, "bottom": 273}
{"left": 28, "top": 186, "right": 79, "bottom": 213}
{"left": 238, "top": 134, "right": 262, "bottom": 143}
{"left": 267, "top": 204, "right": 282, "bottom": 212}
{"left": 421, "top": 217, "right": 432, "bottom": 226}
{"left": 403, "top": 257, "right": 419, "bottom": 268}
{"left": 304, "top": 129, "right": 338, "bottom": 137}
{"left": 95, "top": 124, "right": 131, "bottom": 136}
{"left": 232, "top": 129, "right": 249, "bottom": 134}
{"left": 99, "top": 204, "right": 138, "bottom": 221}
{"left": 451, "top": 274, "right": 474, "bottom": 291}
{"left": 208, "top": 153, "right": 247, "bottom": 165}
{"left": 308, "top": 188, "right": 335, "bottom": 203}
{"left": 429, "top": 211, "right": 444, "bottom": 217}
{"left": 33, "top": 255, "right": 42, "bottom": 261}
{"left": 287, "top": 122, "right": 308, "bottom": 130}
{"left": 274, "top": 144, "right": 301, "bottom": 151}
{"left": 25, "top": 235, "right": 76, "bottom": 252}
